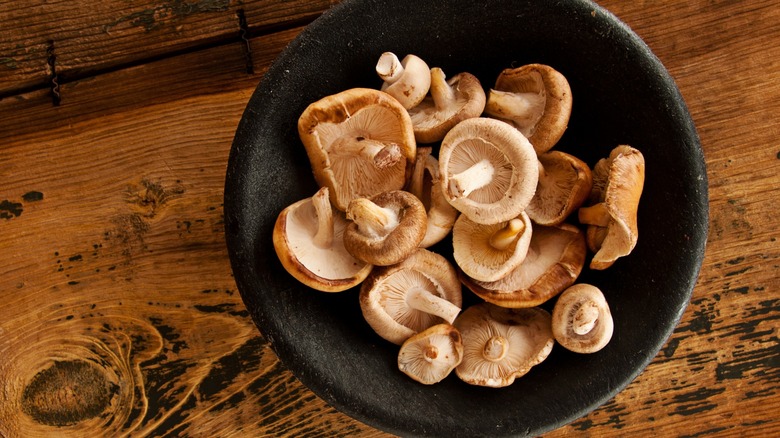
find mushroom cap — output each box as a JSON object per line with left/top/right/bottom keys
{"left": 438, "top": 117, "right": 539, "bottom": 225}
{"left": 360, "top": 248, "right": 462, "bottom": 345}
{"left": 397, "top": 323, "right": 463, "bottom": 385}
{"left": 272, "top": 190, "right": 373, "bottom": 292}
{"left": 452, "top": 212, "right": 533, "bottom": 282}
{"left": 408, "top": 70, "right": 487, "bottom": 144}
{"left": 454, "top": 303, "right": 554, "bottom": 388}
{"left": 406, "top": 147, "right": 460, "bottom": 248}
{"left": 552, "top": 283, "right": 614, "bottom": 353}
{"left": 460, "top": 223, "right": 586, "bottom": 308}
{"left": 526, "top": 151, "right": 593, "bottom": 225}
{"left": 343, "top": 190, "right": 427, "bottom": 266}
{"left": 298, "top": 87, "right": 416, "bottom": 211}
{"left": 484, "top": 63, "right": 572, "bottom": 154}
{"left": 579, "top": 145, "right": 645, "bottom": 270}
{"left": 377, "top": 52, "right": 432, "bottom": 110}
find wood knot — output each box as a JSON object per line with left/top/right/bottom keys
{"left": 21, "top": 360, "right": 117, "bottom": 426}
{"left": 125, "top": 179, "right": 184, "bottom": 218}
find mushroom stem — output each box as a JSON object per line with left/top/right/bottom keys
{"left": 448, "top": 159, "right": 495, "bottom": 198}
{"left": 333, "top": 136, "right": 403, "bottom": 169}
{"left": 423, "top": 344, "right": 439, "bottom": 362}
{"left": 373, "top": 143, "right": 403, "bottom": 168}
{"left": 406, "top": 286, "right": 461, "bottom": 324}
{"left": 489, "top": 218, "right": 526, "bottom": 250}
{"left": 376, "top": 52, "right": 404, "bottom": 83}
{"left": 408, "top": 147, "right": 433, "bottom": 201}
{"left": 311, "top": 187, "right": 334, "bottom": 249}
{"left": 483, "top": 335, "right": 509, "bottom": 362}
{"left": 573, "top": 302, "right": 600, "bottom": 335}
{"left": 484, "top": 89, "right": 546, "bottom": 136}
{"left": 430, "top": 68, "right": 456, "bottom": 111}
{"left": 578, "top": 202, "right": 611, "bottom": 227}
{"left": 346, "top": 198, "right": 399, "bottom": 238}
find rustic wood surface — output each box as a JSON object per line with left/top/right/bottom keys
{"left": 1, "top": 0, "right": 777, "bottom": 436}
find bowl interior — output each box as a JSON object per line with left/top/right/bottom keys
{"left": 224, "top": 0, "right": 708, "bottom": 436}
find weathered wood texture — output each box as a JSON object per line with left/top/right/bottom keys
{"left": 0, "top": 0, "right": 778, "bottom": 437}
{"left": 0, "top": 0, "right": 336, "bottom": 96}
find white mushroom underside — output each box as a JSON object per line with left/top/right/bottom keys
{"left": 528, "top": 158, "right": 579, "bottom": 218}
{"left": 398, "top": 333, "right": 459, "bottom": 382}
{"left": 447, "top": 138, "right": 513, "bottom": 204}
{"left": 286, "top": 198, "right": 366, "bottom": 279}
{"left": 459, "top": 322, "right": 544, "bottom": 386}
{"left": 378, "top": 270, "right": 448, "bottom": 331}
{"left": 408, "top": 93, "right": 469, "bottom": 128}
{"left": 455, "top": 220, "right": 527, "bottom": 271}
{"left": 486, "top": 90, "right": 545, "bottom": 139}
{"left": 315, "top": 106, "right": 408, "bottom": 206}
{"left": 472, "top": 226, "right": 569, "bottom": 292}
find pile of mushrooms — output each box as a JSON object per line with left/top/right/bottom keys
{"left": 273, "top": 52, "right": 645, "bottom": 387}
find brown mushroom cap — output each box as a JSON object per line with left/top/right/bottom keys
{"left": 460, "top": 223, "right": 586, "bottom": 308}
{"left": 377, "top": 52, "right": 432, "bottom": 110}
{"left": 454, "top": 303, "right": 554, "bottom": 388}
{"left": 343, "top": 190, "right": 427, "bottom": 266}
{"left": 483, "top": 64, "right": 572, "bottom": 155}
{"left": 526, "top": 151, "right": 593, "bottom": 226}
{"left": 452, "top": 212, "right": 533, "bottom": 282}
{"left": 578, "top": 145, "right": 645, "bottom": 270}
{"left": 438, "top": 117, "right": 539, "bottom": 225}
{"left": 397, "top": 323, "right": 463, "bottom": 385}
{"left": 552, "top": 283, "right": 614, "bottom": 353}
{"left": 272, "top": 187, "right": 373, "bottom": 292}
{"left": 360, "top": 249, "right": 463, "bottom": 345}
{"left": 408, "top": 69, "right": 487, "bottom": 144}
{"left": 298, "top": 87, "right": 416, "bottom": 211}
{"left": 406, "top": 147, "right": 460, "bottom": 248}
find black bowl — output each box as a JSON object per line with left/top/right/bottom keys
{"left": 224, "top": 0, "right": 708, "bottom": 436}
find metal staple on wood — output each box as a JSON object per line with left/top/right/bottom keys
{"left": 47, "top": 41, "right": 61, "bottom": 106}
{"left": 236, "top": 10, "right": 254, "bottom": 75}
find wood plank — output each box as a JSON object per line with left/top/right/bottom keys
{"left": 0, "top": 0, "right": 337, "bottom": 96}
{"left": 0, "top": 26, "right": 303, "bottom": 141}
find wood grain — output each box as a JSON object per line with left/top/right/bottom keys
{"left": 1, "top": 0, "right": 778, "bottom": 436}
{"left": 0, "top": 0, "right": 335, "bottom": 96}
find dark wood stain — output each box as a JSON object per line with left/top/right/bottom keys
{"left": 21, "top": 360, "right": 116, "bottom": 426}
{"left": 199, "top": 335, "right": 267, "bottom": 401}
{"left": 22, "top": 191, "right": 44, "bottom": 202}
{"left": 0, "top": 199, "right": 23, "bottom": 219}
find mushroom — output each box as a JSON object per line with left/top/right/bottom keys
{"left": 438, "top": 117, "right": 539, "bottom": 225}
{"left": 397, "top": 323, "right": 463, "bottom": 385}
{"left": 343, "top": 190, "right": 427, "bottom": 266}
{"left": 376, "top": 52, "right": 431, "bottom": 110}
{"left": 460, "top": 223, "right": 586, "bottom": 308}
{"left": 408, "top": 68, "right": 486, "bottom": 144}
{"left": 452, "top": 212, "right": 533, "bottom": 282}
{"left": 360, "top": 248, "right": 462, "bottom": 345}
{"left": 577, "top": 145, "right": 645, "bottom": 270}
{"left": 298, "top": 87, "right": 416, "bottom": 211}
{"left": 483, "top": 64, "right": 572, "bottom": 155}
{"left": 406, "top": 146, "right": 459, "bottom": 248}
{"left": 272, "top": 187, "right": 373, "bottom": 292}
{"left": 552, "top": 283, "right": 614, "bottom": 353}
{"left": 454, "top": 303, "right": 554, "bottom": 388}
{"left": 526, "top": 150, "right": 593, "bottom": 225}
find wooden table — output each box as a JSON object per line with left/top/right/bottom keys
{"left": 1, "top": 0, "right": 777, "bottom": 436}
